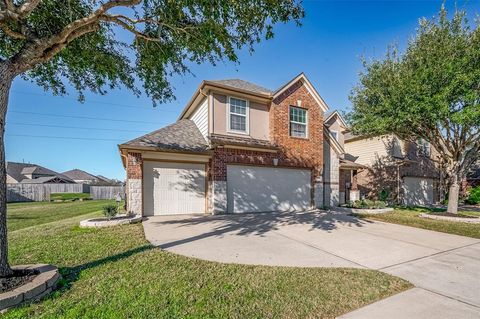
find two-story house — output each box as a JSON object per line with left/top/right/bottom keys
{"left": 344, "top": 133, "right": 441, "bottom": 206}
{"left": 119, "top": 73, "right": 360, "bottom": 216}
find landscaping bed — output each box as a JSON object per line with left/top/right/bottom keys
{"left": 0, "top": 269, "right": 37, "bottom": 293}
{"left": 4, "top": 201, "right": 412, "bottom": 318}
{"left": 357, "top": 207, "right": 480, "bottom": 239}
{"left": 80, "top": 214, "right": 142, "bottom": 228}
{"left": 420, "top": 213, "right": 480, "bottom": 224}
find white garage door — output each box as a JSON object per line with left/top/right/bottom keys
{"left": 143, "top": 161, "right": 205, "bottom": 215}
{"left": 227, "top": 165, "right": 311, "bottom": 213}
{"left": 402, "top": 177, "right": 434, "bottom": 207}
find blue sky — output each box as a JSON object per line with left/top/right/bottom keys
{"left": 6, "top": 0, "right": 479, "bottom": 180}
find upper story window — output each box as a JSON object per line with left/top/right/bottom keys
{"left": 290, "top": 106, "right": 307, "bottom": 138}
{"left": 228, "top": 97, "right": 249, "bottom": 134}
{"left": 417, "top": 138, "right": 431, "bottom": 157}
{"left": 330, "top": 130, "right": 338, "bottom": 141}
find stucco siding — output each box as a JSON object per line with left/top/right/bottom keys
{"left": 211, "top": 93, "right": 269, "bottom": 140}
{"left": 189, "top": 97, "right": 208, "bottom": 139}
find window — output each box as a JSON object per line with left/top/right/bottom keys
{"left": 290, "top": 106, "right": 307, "bottom": 138}
{"left": 330, "top": 130, "right": 338, "bottom": 141}
{"left": 417, "top": 138, "right": 431, "bottom": 157}
{"left": 228, "top": 97, "right": 248, "bottom": 133}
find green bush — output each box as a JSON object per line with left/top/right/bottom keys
{"left": 346, "top": 199, "right": 387, "bottom": 209}
{"left": 466, "top": 186, "right": 480, "bottom": 205}
{"left": 379, "top": 189, "right": 389, "bottom": 202}
{"left": 102, "top": 204, "right": 118, "bottom": 220}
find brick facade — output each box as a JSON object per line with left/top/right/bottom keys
{"left": 270, "top": 81, "right": 324, "bottom": 178}
{"left": 127, "top": 152, "right": 143, "bottom": 179}
{"left": 210, "top": 80, "right": 325, "bottom": 181}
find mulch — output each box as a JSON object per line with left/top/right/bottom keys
{"left": 0, "top": 269, "right": 38, "bottom": 293}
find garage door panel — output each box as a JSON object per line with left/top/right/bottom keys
{"left": 227, "top": 165, "right": 311, "bottom": 213}
{"left": 403, "top": 177, "right": 434, "bottom": 207}
{"left": 144, "top": 161, "right": 205, "bottom": 215}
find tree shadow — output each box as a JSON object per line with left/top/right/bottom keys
{"left": 58, "top": 245, "right": 154, "bottom": 289}
{"left": 147, "top": 211, "right": 372, "bottom": 249}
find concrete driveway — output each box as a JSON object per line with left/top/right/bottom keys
{"left": 143, "top": 211, "right": 480, "bottom": 318}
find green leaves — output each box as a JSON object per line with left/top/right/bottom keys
{"left": 0, "top": 0, "right": 304, "bottom": 105}
{"left": 349, "top": 7, "right": 480, "bottom": 159}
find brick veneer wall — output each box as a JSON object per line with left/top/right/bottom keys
{"left": 210, "top": 80, "right": 325, "bottom": 181}
{"left": 270, "top": 80, "right": 324, "bottom": 178}
{"left": 127, "top": 152, "right": 142, "bottom": 179}
{"left": 126, "top": 152, "right": 143, "bottom": 215}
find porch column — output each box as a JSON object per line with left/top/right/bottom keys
{"left": 349, "top": 170, "right": 360, "bottom": 201}
{"left": 209, "top": 152, "right": 227, "bottom": 214}
{"left": 126, "top": 152, "right": 143, "bottom": 216}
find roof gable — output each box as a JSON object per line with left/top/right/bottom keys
{"left": 273, "top": 73, "right": 329, "bottom": 112}
{"left": 324, "top": 110, "right": 347, "bottom": 128}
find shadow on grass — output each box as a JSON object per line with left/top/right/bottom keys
{"left": 58, "top": 244, "right": 154, "bottom": 290}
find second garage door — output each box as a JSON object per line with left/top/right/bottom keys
{"left": 143, "top": 161, "right": 206, "bottom": 216}
{"left": 402, "top": 176, "right": 434, "bottom": 207}
{"left": 227, "top": 165, "right": 311, "bottom": 213}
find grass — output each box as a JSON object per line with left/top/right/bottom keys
{"left": 50, "top": 193, "right": 92, "bottom": 201}
{"left": 356, "top": 207, "right": 480, "bottom": 239}
{"left": 4, "top": 201, "right": 412, "bottom": 319}
{"left": 6, "top": 200, "right": 115, "bottom": 231}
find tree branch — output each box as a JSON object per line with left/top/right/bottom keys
{"left": 0, "top": 21, "right": 25, "bottom": 39}
{"left": 100, "top": 14, "right": 160, "bottom": 42}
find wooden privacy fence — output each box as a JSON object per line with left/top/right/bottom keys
{"left": 7, "top": 184, "right": 51, "bottom": 202}
{"left": 90, "top": 186, "right": 125, "bottom": 200}
{"left": 43, "top": 183, "right": 88, "bottom": 194}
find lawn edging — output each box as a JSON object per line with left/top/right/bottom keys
{"left": 419, "top": 213, "right": 480, "bottom": 224}
{"left": 80, "top": 214, "right": 142, "bottom": 228}
{"left": 333, "top": 207, "right": 394, "bottom": 215}
{"left": 0, "top": 264, "right": 60, "bottom": 313}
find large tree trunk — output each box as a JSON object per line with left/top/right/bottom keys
{"left": 0, "top": 61, "right": 14, "bottom": 277}
{"left": 446, "top": 173, "right": 460, "bottom": 215}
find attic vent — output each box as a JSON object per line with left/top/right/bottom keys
{"left": 297, "top": 100, "right": 302, "bottom": 107}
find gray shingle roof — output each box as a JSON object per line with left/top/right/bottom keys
{"left": 121, "top": 119, "right": 209, "bottom": 152}
{"left": 209, "top": 79, "right": 272, "bottom": 95}
{"left": 209, "top": 134, "right": 277, "bottom": 149}
{"left": 7, "top": 162, "right": 73, "bottom": 183}
{"left": 62, "top": 169, "right": 99, "bottom": 181}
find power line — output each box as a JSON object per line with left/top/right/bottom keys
{"left": 11, "top": 90, "right": 179, "bottom": 113}
{"left": 9, "top": 110, "right": 170, "bottom": 125}
{"left": 8, "top": 134, "right": 125, "bottom": 142}
{"left": 9, "top": 122, "right": 150, "bottom": 133}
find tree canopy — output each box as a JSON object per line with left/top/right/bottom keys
{"left": 1, "top": 0, "right": 304, "bottom": 103}
{"left": 348, "top": 7, "right": 480, "bottom": 213}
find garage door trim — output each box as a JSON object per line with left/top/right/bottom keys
{"left": 143, "top": 160, "right": 207, "bottom": 216}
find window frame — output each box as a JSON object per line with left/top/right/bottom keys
{"left": 417, "top": 138, "right": 431, "bottom": 157}
{"left": 330, "top": 130, "right": 338, "bottom": 141}
{"left": 227, "top": 96, "right": 249, "bottom": 135}
{"left": 289, "top": 106, "right": 308, "bottom": 138}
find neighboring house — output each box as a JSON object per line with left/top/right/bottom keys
{"left": 7, "top": 162, "right": 74, "bottom": 184}
{"left": 62, "top": 169, "right": 101, "bottom": 184}
{"left": 344, "top": 133, "right": 441, "bottom": 206}
{"left": 62, "top": 169, "right": 120, "bottom": 185}
{"left": 119, "top": 73, "right": 362, "bottom": 216}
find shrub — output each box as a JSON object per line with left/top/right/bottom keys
{"left": 466, "top": 186, "right": 480, "bottom": 205}
{"left": 103, "top": 204, "right": 118, "bottom": 220}
{"left": 379, "top": 189, "right": 389, "bottom": 202}
{"left": 345, "top": 199, "right": 387, "bottom": 209}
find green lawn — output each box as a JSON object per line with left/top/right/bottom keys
{"left": 357, "top": 207, "right": 480, "bottom": 239}
{"left": 50, "top": 193, "right": 92, "bottom": 201}
{"left": 4, "top": 201, "right": 412, "bottom": 319}
{"left": 6, "top": 200, "right": 114, "bottom": 231}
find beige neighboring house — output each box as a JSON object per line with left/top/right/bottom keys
{"left": 344, "top": 133, "right": 441, "bottom": 206}
{"left": 118, "top": 73, "right": 363, "bottom": 216}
